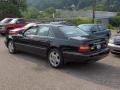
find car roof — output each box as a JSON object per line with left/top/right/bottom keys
{"left": 50, "top": 21, "right": 73, "bottom": 26}
{"left": 37, "top": 24, "right": 70, "bottom": 27}
{"left": 4, "top": 18, "right": 14, "bottom": 19}
{"left": 78, "top": 24, "right": 103, "bottom": 26}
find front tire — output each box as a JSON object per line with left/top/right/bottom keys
{"left": 48, "top": 49, "right": 64, "bottom": 68}
{"left": 8, "top": 40, "right": 16, "bottom": 54}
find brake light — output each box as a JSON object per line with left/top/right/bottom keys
{"left": 79, "top": 44, "right": 90, "bottom": 53}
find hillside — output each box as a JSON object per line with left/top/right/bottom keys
{"left": 27, "top": 0, "right": 120, "bottom": 12}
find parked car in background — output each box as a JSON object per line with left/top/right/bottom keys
{"left": 78, "top": 24, "right": 111, "bottom": 39}
{"left": 0, "top": 18, "right": 13, "bottom": 35}
{"left": 108, "top": 32, "right": 120, "bottom": 54}
{"left": 0, "top": 18, "right": 26, "bottom": 35}
{"left": 0, "top": 18, "right": 13, "bottom": 24}
{"left": 9, "top": 23, "right": 37, "bottom": 35}
{"left": 5, "top": 24, "right": 109, "bottom": 68}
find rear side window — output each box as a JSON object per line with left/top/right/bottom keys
{"left": 37, "top": 26, "right": 49, "bottom": 36}
{"left": 17, "top": 19, "right": 25, "bottom": 23}
{"left": 52, "top": 27, "right": 66, "bottom": 39}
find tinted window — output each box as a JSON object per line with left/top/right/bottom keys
{"left": 0, "top": 18, "right": 12, "bottom": 23}
{"left": 98, "top": 25, "right": 106, "bottom": 31}
{"left": 24, "top": 27, "right": 37, "bottom": 36}
{"left": 92, "top": 25, "right": 98, "bottom": 31}
{"left": 79, "top": 25, "right": 106, "bottom": 32}
{"left": 37, "top": 26, "right": 49, "bottom": 36}
{"left": 9, "top": 19, "right": 17, "bottom": 24}
{"left": 78, "top": 25, "right": 92, "bottom": 32}
{"left": 17, "top": 19, "right": 25, "bottom": 23}
{"left": 59, "top": 26, "right": 88, "bottom": 37}
{"left": 52, "top": 27, "right": 66, "bottom": 39}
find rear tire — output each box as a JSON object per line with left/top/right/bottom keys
{"left": 8, "top": 40, "right": 16, "bottom": 54}
{"left": 111, "top": 51, "right": 120, "bottom": 55}
{"left": 48, "top": 49, "right": 64, "bottom": 68}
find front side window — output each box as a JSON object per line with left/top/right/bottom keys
{"left": 37, "top": 26, "right": 49, "bottom": 36}
{"left": 24, "top": 27, "right": 38, "bottom": 36}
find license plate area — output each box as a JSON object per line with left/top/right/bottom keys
{"left": 91, "top": 43, "right": 103, "bottom": 51}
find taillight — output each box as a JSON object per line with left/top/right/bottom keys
{"left": 79, "top": 44, "right": 90, "bottom": 53}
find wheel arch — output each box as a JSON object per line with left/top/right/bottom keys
{"left": 7, "top": 38, "right": 13, "bottom": 47}
{"left": 47, "top": 46, "right": 61, "bottom": 56}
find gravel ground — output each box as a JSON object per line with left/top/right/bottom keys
{"left": 0, "top": 36, "right": 120, "bottom": 90}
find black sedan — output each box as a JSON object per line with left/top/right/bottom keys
{"left": 108, "top": 32, "right": 120, "bottom": 54}
{"left": 5, "top": 24, "right": 109, "bottom": 68}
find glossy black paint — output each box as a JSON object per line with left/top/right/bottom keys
{"left": 5, "top": 24, "right": 110, "bottom": 63}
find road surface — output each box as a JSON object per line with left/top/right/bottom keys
{"left": 0, "top": 36, "right": 120, "bottom": 90}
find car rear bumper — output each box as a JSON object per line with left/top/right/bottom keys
{"left": 63, "top": 48, "right": 110, "bottom": 62}
{"left": 0, "top": 26, "right": 6, "bottom": 33}
{"left": 108, "top": 43, "right": 120, "bottom": 54}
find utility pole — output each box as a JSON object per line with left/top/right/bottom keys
{"left": 92, "top": 0, "right": 96, "bottom": 24}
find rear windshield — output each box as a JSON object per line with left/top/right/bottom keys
{"left": 78, "top": 25, "right": 92, "bottom": 31}
{"left": 59, "top": 26, "right": 88, "bottom": 37}
{"left": 0, "top": 18, "right": 12, "bottom": 23}
{"left": 78, "top": 25, "right": 106, "bottom": 32}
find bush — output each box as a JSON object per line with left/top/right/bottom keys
{"left": 108, "top": 24, "right": 114, "bottom": 29}
{"left": 117, "top": 12, "right": 120, "bottom": 16}
{"left": 67, "top": 17, "right": 92, "bottom": 26}
{"left": 110, "top": 16, "right": 120, "bottom": 27}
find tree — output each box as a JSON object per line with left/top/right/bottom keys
{"left": 22, "top": 7, "right": 39, "bottom": 19}
{"left": 110, "top": 16, "right": 120, "bottom": 27}
{"left": 0, "top": 2, "right": 22, "bottom": 19}
{"left": 27, "top": 0, "right": 120, "bottom": 12}
{"left": 10, "top": 0, "right": 27, "bottom": 10}
{"left": 0, "top": 0, "right": 27, "bottom": 19}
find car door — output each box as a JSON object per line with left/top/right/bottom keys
{"left": 14, "top": 26, "right": 38, "bottom": 53}
{"left": 33, "top": 26, "right": 51, "bottom": 56}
